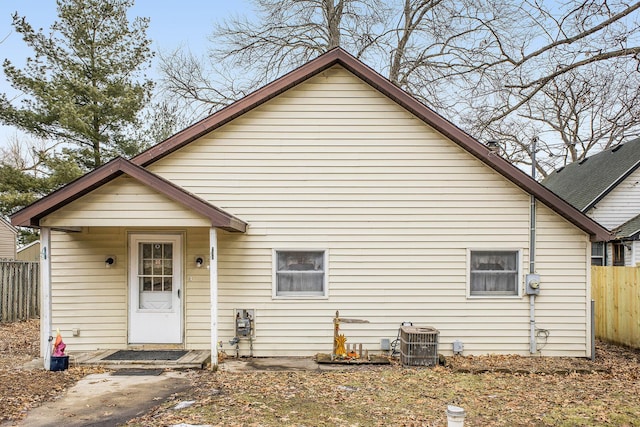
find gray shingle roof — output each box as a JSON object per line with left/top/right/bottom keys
{"left": 542, "top": 137, "right": 640, "bottom": 211}
{"left": 614, "top": 213, "right": 640, "bottom": 239}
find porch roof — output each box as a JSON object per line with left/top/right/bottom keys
{"left": 10, "top": 157, "right": 247, "bottom": 233}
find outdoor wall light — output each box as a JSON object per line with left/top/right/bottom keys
{"left": 195, "top": 257, "right": 204, "bottom": 268}
{"left": 105, "top": 256, "right": 115, "bottom": 268}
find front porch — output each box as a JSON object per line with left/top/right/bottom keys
{"left": 71, "top": 349, "right": 212, "bottom": 370}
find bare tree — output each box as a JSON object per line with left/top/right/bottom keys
{"left": 465, "top": 1, "right": 640, "bottom": 176}
{"left": 160, "top": 0, "right": 389, "bottom": 117}
{"left": 160, "top": 0, "right": 640, "bottom": 176}
{"left": 0, "top": 133, "right": 56, "bottom": 176}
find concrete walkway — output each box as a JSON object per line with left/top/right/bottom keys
{"left": 9, "top": 370, "right": 191, "bottom": 427}
{"left": 219, "top": 356, "right": 365, "bottom": 372}
{"left": 8, "top": 356, "right": 369, "bottom": 427}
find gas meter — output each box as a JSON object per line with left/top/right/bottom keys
{"left": 235, "top": 309, "right": 254, "bottom": 337}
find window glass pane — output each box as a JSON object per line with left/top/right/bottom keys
{"left": 139, "top": 241, "right": 174, "bottom": 294}
{"left": 591, "top": 242, "right": 604, "bottom": 257}
{"left": 163, "top": 260, "right": 172, "bottom": 275}
{"left": 470, "top": 250, "right": 518, "bottom": 296}
{"left": 142, "top": 260, "right": 152, "bottom": 275}
{"left": 275, "top": 250, "right": 325, "bottom": 296}
{"left": 278, "top": 251, "right": 323, "bottom": 272}
{"left": 153, "top": 259, "right": 163, "bottom": 275}
{"left": 142, "top": 243, "right": 151, "bottom": 259}
{"left": 277, "top": 272, "right": 324, "bottom": 293}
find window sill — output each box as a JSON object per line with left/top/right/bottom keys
{"left": 272, "top": 295, "right": 329, "bottom": 300}
{"left": 467, "top": 294, "right": 522, "bottom": 300}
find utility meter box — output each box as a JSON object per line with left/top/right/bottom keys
{"left": 526, "top": 274, "right": 541, "bottom": 295}
{"left": 234, "top": 309, "right": 255, "bottom": 337}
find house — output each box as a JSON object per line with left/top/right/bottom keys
{"left": 16, "top": 240, "right": 41, "bottom": 262}
{"left": 0, "top": 217, "right": 17, "bottom": 260}
{"left": 11, "top": 48, "right": 609, "bottom": 365}
{"left": 543, "top": 137, "right": 640, "bottom": 266}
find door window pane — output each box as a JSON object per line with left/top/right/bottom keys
{"left": 138, "top": 241, "right": 174, "bottom": 309}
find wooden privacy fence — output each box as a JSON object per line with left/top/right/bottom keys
{"left": 0, "top": 260, "right": 40, "bottom": 322}
{"left": 591, "top": 266, "right": 640, "bottom": 349}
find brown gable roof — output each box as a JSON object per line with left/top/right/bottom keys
{"left": 131, "top": 47, "right": 609, "bottom": 241}
{"left": 11, "top": 157, "right": 247, "bottom": 232}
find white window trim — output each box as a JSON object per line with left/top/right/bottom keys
{"left": 466, "top": 248, "right": 523, "bottom": 299}
{"left": 272, "top": 249, "right": 329, "bottom": 300}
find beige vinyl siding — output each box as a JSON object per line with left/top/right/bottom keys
{"left": 41, "top": 176, "right": 210, "bottom": 228}
{"left": 50, "top": 226, "right": 212, "bottom": 351}
{"left": 0, "top": 219, "right": 17, "bottom": 259}
{"left": 148, "top": 65, "right": 590, "bottom": 357}
{"left": 184, "top": 228, "right": 214, "bottom": 348}
{"left": 16, "top": 241, "right": 40, "bottom": 261}
{"left": 535, "top": 203, "right": 591, "bottom": 356}
{"left": 50, "top": 227, "right": 128, "bottom": 351}
{"left": 587, "top": 168, "right": 640, "bottom": 229}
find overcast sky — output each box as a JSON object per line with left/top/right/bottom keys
{"left": 0, "top": 0, "right": 251, "bottom": 148}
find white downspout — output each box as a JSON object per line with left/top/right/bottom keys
{"left": 40, "top": 227, "right": 52, "bottom": 369}
{"left": 209, "top": 227, "right": 219, "bottom": 370}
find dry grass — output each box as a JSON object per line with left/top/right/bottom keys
{"left": 130, "top": 342, "right": 640, "bottom": 427}
{"left": 2, "top": 320, "right": 639, "bottom": 426}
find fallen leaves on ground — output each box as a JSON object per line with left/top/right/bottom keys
{"left": 128, "top": 341, "right": 640, "bottom": 427}
{"left": 0, "top": 319, "right": 104, "bottom": 423}
{"left": 2, "top": 319, "right": 639, "bottom": 426}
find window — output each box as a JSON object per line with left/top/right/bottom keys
{"left": 138, "top": 241, "right": 174, "bottom": 309}
{"left": 469, "top": 250, "right": 519, "bottom": 296}
{"left": 591, "top": 242, "right": 605, "bottom": 266}
{"left": 274, "top": 250, "right": 327, "bottom": 298}
{"left": 613, "top": 242, "right": 625, "bottom": 266}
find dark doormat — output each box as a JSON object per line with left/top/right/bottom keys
{"left": 111, "top": 368, "right": 164, "bottom": 376}
{"left": 103, "top": 350, "right": 188, "bottom": 361}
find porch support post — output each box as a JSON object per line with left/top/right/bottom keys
{"left": 40, "top": 227, "right": 52, "bottom": 369}
{"left": 209, "top": 227, "right": 219, "bottom": 369}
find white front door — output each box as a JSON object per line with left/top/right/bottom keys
{"left": 129, "top": 233, "right": 182, "bottom": 344}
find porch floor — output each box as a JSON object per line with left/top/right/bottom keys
{"left": 72, "top": 349, "right": 211, "bottom": 370}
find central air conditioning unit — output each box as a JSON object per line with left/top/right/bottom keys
{"left": 400, "top": 326, "right": 439, "bottom": 366}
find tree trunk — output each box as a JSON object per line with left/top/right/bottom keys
{"left": 324, "top": 0, "right": 343, "bottom": 49}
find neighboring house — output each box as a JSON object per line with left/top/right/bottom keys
{"left": 16, "top": 240, "right": 41, "bottom": 262}
{"left": 11, "top": 48, "right": 608, "bottom": 364}
{"left": 543, "top": 137, "right": 640, "bottom": 266}
{"left": 0, "top": 217, "right": 17, "bottom": 260}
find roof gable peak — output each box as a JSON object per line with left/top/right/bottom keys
{"left": 11, "top": 157, "right": 246, "bottom": 232}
